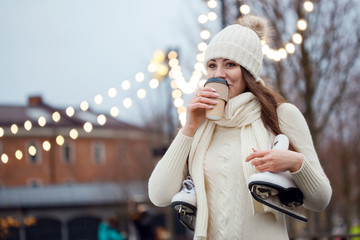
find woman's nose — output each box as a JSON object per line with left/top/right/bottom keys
{"left": 214, "top": 66, "right": 226, "bottom": 78}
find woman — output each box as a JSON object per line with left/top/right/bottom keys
{"left": 148, "top": 15, "right": 332, "bottom": 240}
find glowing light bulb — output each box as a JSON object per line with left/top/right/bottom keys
{"left": 10, "top": 124, "right": 19, "bottom": 134}
{"left": 198, "top": 42, "right": 208, "bottom": 52}
{"left": 15, "top": 150, "right": 23, "bottom": 160}
{"left": 42, "top": 141, "right": 51, "bottom": 151}
{"left": 207, "top": 12, "right": 217, "bottom": 21}
{"left": 174, "top": 98, "right": 184, "bottom": 108}
{"left": 1, "top": 153, "right": 8, "bottom": 164}
{"left": 169, "top": 59, "right": 179, "bottom": 67}
{"left": 66, "top": 106, "right": 75, "bottom": 117}
{"left": 240, "top": 4, "right": 251, "bottom": 14}
{"left": 149, "top": 79, "right": 159, "bottom": 89}
{"left": 171, "top": 80, "right": 178, "bottom": 89}
{"left": 297, "top": 19, "right": 307, "bottom": 31}
{"left": 110, "top": 106, "right": 119, "bottom": 117}
{"left": 135, "top": 72, "right": 145, "bottom": 82}
{"left": 196, "top": 53, "right": 204, "bottom": 62}
{"left": 94, "top": 94, "right": 103, "bottom": 105}
{"left": 24, "top": 120, "right": 32, "bottom": 131}
{"left": 304, "top": 1, "right": 314, "bottom": 12}
{"left": 172, "top": 89, "right": 182, "bottom": 99}
{"left": 56, "top": 135, "right": 65, "bottom": 145}
{"left": 123, "top": 98, "right": 132, "bottom": 108}
{"left": 200, "top": 30, "right": 211, "bottom": 40}
{"left": 198, "top": 14, "right": 208, "bottom": 24}
{"left": 137, "top": 89, "right": 147, "bottom": 99}
{"left": 157, "top": 64, "right": 169, "bottom": 77}
{"left": 69, "top": 129, "right": 79, "bottom": 139}
{"left": 52, "top": 111, "right": 61, "bottom": 122}
{"left": 285, "top": 43, "right": 295, "bottom": 54}
{"left": 292, "top": 33, "right": 303, "bottom": 44}
{"left": 108, "top": 87, "right": 117, "bottom": 98}
{"left": 97, "top": 114, "right": 107, "bottom": 125}
{"left": 177, "top": 106, "right": 186, "bottom": 114}
{"left": 153, "top": 50, "right": 165, "bottom": 63}
{"left": 262, "top": 44, "right": 270, "bottom": 55}
{"left": 168, "top": 51, "right": 178, "bottom": 59}
{"left": 0, "top": 127, "right": 4, "bottom": 137}
{"left": 80, "top": 101, "right": 89, "bottom": 111}
{"left": 28, "top": 146, "right": 37, "bottom": 156}
{"left": 122, "top": 80, "right": 131, "bottom": 90}
{"left": 207, "top": 0, "right": 217, "bottom": 8}
{"left": 83, "top": 122, "right": 93, "bottom": 133}
{"left": 278, "top": 48, "right": 287, "bottom": 59}
{"left": 147, "top": 63, "right": 157, "bottom": 73}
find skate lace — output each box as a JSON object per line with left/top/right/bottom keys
{"left": 182, "top": 176, "right": 195, "bottom": 193}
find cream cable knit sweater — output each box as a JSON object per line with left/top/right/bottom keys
{"left": 148, "top": 93, "right": 332, "bottom": 240}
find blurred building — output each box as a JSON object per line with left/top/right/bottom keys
{"left": 0, "top": 96, "right": 170, "bottom": 240}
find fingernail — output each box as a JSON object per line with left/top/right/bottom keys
{"left": 211, "top": 88, "right": 216, "bottom": 92}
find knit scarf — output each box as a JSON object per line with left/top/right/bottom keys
{"left": 188, "top": 92, "right": 278, "bottom": 239}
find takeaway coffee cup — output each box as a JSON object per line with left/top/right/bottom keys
{"left": 204, "top": 77, "right": 229, "bottom": 120}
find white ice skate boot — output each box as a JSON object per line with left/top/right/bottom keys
{"left": 171, "top": 176, "right": 197, "bottom": 231}
{"left": 248, "top": 134, "right": 307, "bottom": 222}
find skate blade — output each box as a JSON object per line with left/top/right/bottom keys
{"left": 249, "top": 181, "right": 303, "bottom": 207}
{"left": 171, "top": 201, "right": 197, "bottom": 215}
{"left": 250, "top": 190, "right": 307, "bottom": 222}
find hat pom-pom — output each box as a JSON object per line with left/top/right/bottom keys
{"left": 234, "top": 15, "right": 272, "bottom": 42}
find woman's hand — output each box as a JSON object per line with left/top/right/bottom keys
{"left": 181, "top": 86, "right": 219, "bottom": 137}
{"left": 245, "top": 148, "right": 303, "bottom": 173}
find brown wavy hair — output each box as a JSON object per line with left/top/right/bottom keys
{"left": 241, "top": 67, "right": 296, "bottom": 151}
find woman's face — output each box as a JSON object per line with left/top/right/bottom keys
{"left": 206, "top": 58, "right": 246, "bottom": 98}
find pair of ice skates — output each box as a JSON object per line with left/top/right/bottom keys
{"left": 171, "top": 134, "right": 307, "bottom": 231}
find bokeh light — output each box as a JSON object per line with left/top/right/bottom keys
{"left": 83, "top": 122, "right": 93, "bottom": 133}
{"left": 24, "top": 120, "right": 32, "bottom": 131}
{"left": 80, "top": 101, "right": 89, "bottom": 111}
{"left": 56, "top": 135, "right": 65, "bottom": 146}
{"left": 69, "top": 129, "right": 79, "bottom": 139}
{"left": 15, "top": 150, "right": 23, "bottom": 160}
{"left": 97, "top": 114, "right": 107, "bottom": 126}
{"left": 66, "top": 106, "right": 75, "bottom": 117}
{"left": 42, "top": 141, "right": 51, "bottom": 151}
{"left": 11, "top": 124, "right": 19, "bottom": 134}
{"left": 52, "top": 111, "right": 61, "bottom": 122}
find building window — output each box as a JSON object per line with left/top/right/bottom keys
{"left": 26, "top": 141, "right": 41, "bottom": 164}
{"left": 92, "top": 142, "right": 105, "bottom": 164}
{"left": 62, "top": 142, "right": 75, "bottom": 164}
{"left": 119, "top": 142, "right": 128, "bottom": 163}
{"left": 27, "top": 178, "right": 43, "bottom": 188}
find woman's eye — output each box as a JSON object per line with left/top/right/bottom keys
{"left": 226, "top": 62, "right": 236, "bottom": 67}
{"left": 208, "top": 63, "right": 216, "bottom": 68}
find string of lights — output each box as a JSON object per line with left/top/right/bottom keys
{"left": 0, "top": 0, "right": 314, "bottom": 164}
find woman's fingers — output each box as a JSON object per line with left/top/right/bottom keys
{"left": 196, "top": 87, "right": 219, "bottom": 98}
{"left": 246, "top": 149, "right": 302, "bottom": 173}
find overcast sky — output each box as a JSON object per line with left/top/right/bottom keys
{"left": 0, "top": 0, "right": 216, "bottom": 125}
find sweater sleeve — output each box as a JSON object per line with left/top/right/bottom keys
{"left": 277, "top": 103, "right": 332, "bottom": 211}
{"left": 148, "top": 130, "right": 193, "bottom": 207}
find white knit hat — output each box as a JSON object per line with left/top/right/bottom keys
{"left": 204, "top": 15, "right": 268, "bottom": 83}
